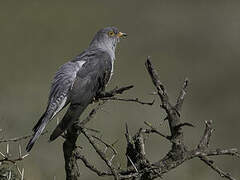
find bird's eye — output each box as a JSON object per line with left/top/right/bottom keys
{"left": 108, "top": 31, "right": 115, "bottom": 36}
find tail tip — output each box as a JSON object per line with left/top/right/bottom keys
{"left": 26, "top": 141, "right": 34, "bottom": 152}
{"left": 49, "top": 127, "right": 63, "bottom": 142}
{"left": 49, "top": 133, "right": 58, "bottom": 142}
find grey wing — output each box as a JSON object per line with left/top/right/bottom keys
{"left": 70, "top": 51, "right": 113, "bottom": 104}
{"left": 32, "top": 61, "right": 80, "bottom": 132}
{"left": 26, "top": 60, "right": 84, "bottom": 151}
{"left": 49, "top": 50, "right": 113, "bottom": 141}
{"left": 47, "top": 61, "right": 84, "bottom": 119}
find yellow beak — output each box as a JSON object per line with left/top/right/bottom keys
{"left": 117, "top": 32, "right": 127, "bottom": 38}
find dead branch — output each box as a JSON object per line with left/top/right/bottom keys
{"left": 61, "top": 57, "right": 239, "bottom": 180}
{"left": 74, "top": 150, "right": 112, "bottom": 177}
{"left": 81, "top": 128, "right": 119, "bottom": 180}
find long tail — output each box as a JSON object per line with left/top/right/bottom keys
{"left": 49, "top": 104, "right": 85, "bottom": 142}
{"left": 26, "top": 112, "right": 51, "bottom": 152}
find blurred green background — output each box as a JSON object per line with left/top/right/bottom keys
{"left": 0, "top": 0, "right": 239, "bottom": 179}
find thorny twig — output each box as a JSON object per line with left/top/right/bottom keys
{"left": 0, "top": 143, "right": 28, "bottom": 180}
{"left": 0, "top": 129, "right": 47, "bottom": 179}
{"left": 0, "top": 131, "right": 48, "bottom": 144}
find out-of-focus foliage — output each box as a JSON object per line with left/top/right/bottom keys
{"left": 0, "top": 1, "right": 239, "bottom": 179}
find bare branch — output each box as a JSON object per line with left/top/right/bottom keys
{"left": 100, "top": 97, "right": 154, "bottom": 106}
{"left": 0, "top": 131, "right": 48, "bottom": 144}
{"left": 204, "top": 148, "right": 240, "bottom": 158}
{"left": 143, "top": 121, "right": 170, "bottom": 141}
{"left": 75, "top": 150, "right": 112, "bottom": 177}
{"left": 127, "top": 156, "right": 138, "bottom": 173}
{"left": 97, "top": 85, "right": 134, "bottom": 99}
{"left": 199, "top": 155, "right": 236, "bottom": 180}
{"left": 145, "top": 57, "right": 170, "bottom": 112}
{"left": 197, "top": 120, "right": 214, "bottom": 151}
{"left": 81, "top": 128, "right": 120, "bottom": 180}
{"left": 145, "top": 57, "right": 186, "bottom": 146}
{"left": 78, "top": 101, "right": 106, "bottom": 127}
{"left": 60, "top": 57, "right": 239, "bottom": 180}
{"left": 91, "top": 135, "right": 118, "bottom": 156}
{"left": 175, "top": 78, "right": 189, "bottom": 112}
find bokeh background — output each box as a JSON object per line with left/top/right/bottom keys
{"left": 0, "top": 0, "right": 239, "bottom": 179}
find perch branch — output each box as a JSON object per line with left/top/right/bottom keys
{"left": 97, "top": 85, "right": 134, "bottom": 98}
{"left": 63, "top": 85, "right": 135, "bottom": 180}
{"left": 100, "top": 97, "right": 154, "bottom": 106}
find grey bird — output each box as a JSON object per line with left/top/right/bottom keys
{"left": 26, "top": 27, "right": 127, "bottom": 152}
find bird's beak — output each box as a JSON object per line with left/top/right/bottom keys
{"left": 117, "top": 32, "right": 127, "bottom": 38}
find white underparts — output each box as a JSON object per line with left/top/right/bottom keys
{"left": 110, "top": 60, "right": 114, "bottom": 79}
{"left": 106, "top": 58, "right": 115, "bottom": 86}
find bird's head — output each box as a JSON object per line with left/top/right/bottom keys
{"left": 89, "top": 26, "right": 127, "bottom": 54}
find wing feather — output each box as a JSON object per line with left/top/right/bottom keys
{"left": 47, "top": 60, "right": 85, "bottom": 118}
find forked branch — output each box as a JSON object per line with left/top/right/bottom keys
{"left": 62, "top": 57, "right": 239, "bottom": 180}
